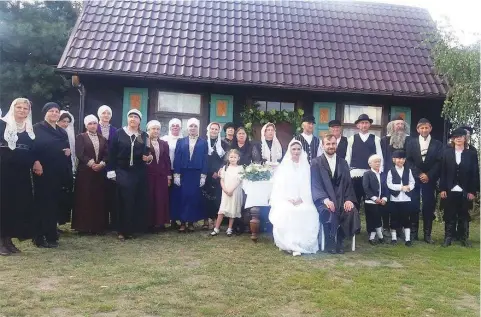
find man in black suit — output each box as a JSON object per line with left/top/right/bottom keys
{"left": 328, "top": 120, "right": 348, "bottom": 159}
{"left": 406, "top": 118, "right": 443, "bottom": 243}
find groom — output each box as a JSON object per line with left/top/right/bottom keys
{"left": 311, "top": 134, "right": 361, "bottom": 254}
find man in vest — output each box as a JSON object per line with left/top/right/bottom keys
{"left": 294, "top": 114, "right": 322, "bottom": 165}
{"left": 328, "top": 120, "right": 348, "bottom": 159}
{"left": 345, "top": 114, "right": 383, "bottom": 211}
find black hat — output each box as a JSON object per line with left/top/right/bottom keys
{"left": 391, "top": 115, "right": 405, "bottom": 121}
{"left": 392, "top": 150, "right": 406, "bottom": 159}
{"left": 354, "top": 114, "right": 373, "bottom": 125}
{"left": 223, "top": 122, "right": 235, "bottom": 132}
{"left": 458, "top": 126, "right": 474, "bottom": 134}
{"left": 42, "top": 102, "right": 60, "bottom": 116}
{"left": 450, "top": 128, "right": 467, "bottom": 138}
{"left": 416, "top": 118, "right": 431, "bottom": 127}
{"left": 302, "top": 114, "right": 316, "bottom": 124}
{"left": 328, "top": 119, "right": 342, "bottom": 127}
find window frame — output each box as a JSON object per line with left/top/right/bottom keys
{"left": 339, "top": 103, "right": 386, "bottom": 136}
{"left": 252, "top": 98, "right": 297, "bottom": 112}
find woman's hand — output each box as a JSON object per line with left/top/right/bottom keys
{"left": 33, "top": 160, "right": 43, "bottom": 176}
{"left": 440, "top": 191, "right": 447, "bottom": 199}
{"left": 142, "top": 154, "right": 153, "bottom": 162}
{"left": 63, "top": 148, "right": 71, "bottom": 157}
{"left": 212, "top": 172, "right": 219, "bottom": 179}
{"left": 168, "top": 178, "right": 172, "bottom": 187}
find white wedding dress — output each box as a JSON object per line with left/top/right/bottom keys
{"left": 269, "top": 140, "right": 319, "bottom": 254}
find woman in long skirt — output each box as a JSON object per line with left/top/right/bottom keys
{"left": 161, "top": 118, "right": 183, "bottom": 229}
{"left": 108, "top": 109, "right": 152, "bottom": 241}
{"left": 71, "top": 115, "right": 109, "bottom": 234}
{"left": 202, "top": 122, "right": 226, "bottom": 229}
{"left": 0, "top": 98, "right": 37, "bottom": 255}
{"left": 146, "top": 120, "right": 172, "bottom": 230}
{"left": 173, "top": 118, "right": 208, "bottom": 232}
{"left": 97, "top": 105, "right": 118, "bottom": 229}
{"left": 32, "top": 102, "right": 72, "bottom": 248}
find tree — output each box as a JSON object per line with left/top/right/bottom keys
{"left": 429, "top": 22, "right": 480, "bottom": 130}
{"left": 0, "top": 1, "right": 81, "bottom": 116}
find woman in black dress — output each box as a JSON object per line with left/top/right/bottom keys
{"left": 0, "top": 98, "right": 37, "bottom": 255}
{"left": 32, "top": 102, "right": 72, "bottom": 248}
{"left": 107, "top": 109, "right": 152, "bottom": 241}
{"left": 202, "top": 122, "right": 226, "bottom": 229}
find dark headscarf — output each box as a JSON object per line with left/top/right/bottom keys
{"left": 42, "top": 102, "right": 61, "bottom": 117}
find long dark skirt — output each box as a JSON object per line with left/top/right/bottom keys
{"left": 105, "top": 178, "right": 117, "bottom": 228}
{"left": 115, "top": 167, "right": 148, "bottom": 235}
{"left": 178, "top": 169, "right": 204, "bottom": 223}
{"left": 147, "top": 172, "right": 170, "bottom": 227}
{"left": 33, "top": 172, "right": 63, "bottom": 242}
{"left": 202, "top": 174, "right": 222, "bottom": 219}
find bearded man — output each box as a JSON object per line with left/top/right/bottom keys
{"left": 381, "top": 116, "right": 411, "bottom": 172}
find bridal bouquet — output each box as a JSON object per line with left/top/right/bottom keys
{"left": 240, "top": 163, "right": 273, "bottom": 182}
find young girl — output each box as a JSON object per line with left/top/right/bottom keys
{"left": 210, "top": 149, "right": 244, "bottom": 237}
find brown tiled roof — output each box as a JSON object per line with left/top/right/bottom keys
{"left": 58, "top": 1, "right": 447, "bottom": 97}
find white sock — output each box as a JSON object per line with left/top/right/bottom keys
{"left": 404, "top": 228, "right": 411, "bottom": 242}
{"left": 376, "top": 227, "right": 384, "bottom": 239}
{"left": 369, "top": 232, "right": 376, "bottom": 240}
{"left": 391, "top": 230, "right": 397, "bottom": 240}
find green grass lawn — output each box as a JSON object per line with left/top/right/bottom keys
{"left": 0, "top": 221, "right": 479, "bottom": 317}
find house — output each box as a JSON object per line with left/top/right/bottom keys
{"left": 57, "top": 0, "right": 448, "bottom": 141}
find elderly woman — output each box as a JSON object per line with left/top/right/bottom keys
{"left": 146, "top": 120, "right": 172, "bottom": 231}
{"left": 173, "top": 118, "right": 208, "bottom": 232}
{"left": 32, "top": 102, "right": 72, "bottom": 248}
{"left": 161, "top": 118, "right": 183, "bottom": 229}
{"left": 97, "top": 105, "right": 118, "bottom": 229}
{"left": 202, "top": 122, "right": 226, "bottom": 229}
{"left": 260, "top": 122, "right": 283, "bottom": 164}
{"left": 71, "top": 115, "right": 109, "bottom": 234}
{"left": 0, "top": 98, "right": 37, "bottom": 255}
{"left": 108, "top": 109, "right": 151, "bottom": 241}
{"left": 231, "top": 127, "right": 261, "bottom": 166}
{"left": 222, "top": 122, "right": 236, "bottom": 149}
{"left": 440, "top": 128, "right": 479, "bottom": 247}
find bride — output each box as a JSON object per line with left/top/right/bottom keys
{"left": 269, "top": 140, "right": 320, "bottom": 256}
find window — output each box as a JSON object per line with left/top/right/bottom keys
{"left": 155, "top": 91, "right": 202, "bottom": 137}
{"left": 342, "top": 105, "right": 383, "bottom": 138}
{"left": 254, "top": 100, "right": 295, "bottom": 112}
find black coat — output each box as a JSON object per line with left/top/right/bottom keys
{"left": 439, "top": 147, "right": 478, "bottom": 195}
{"left": 381, "top": 135, "right": 411, "bottom": 171}
{"left": 362, "top": 170, "right": 388, "bottom": 200}
{"left": 405, "top": 136, "right": 444, "bottom": 182}
{"left": 337, "top": 136, "right": 348, "bottom": 159}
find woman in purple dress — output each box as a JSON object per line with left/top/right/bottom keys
{"left": 146, "top": 120, "right": 172, "bottom": 231}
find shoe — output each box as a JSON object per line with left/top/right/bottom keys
{"left": 423, "top": 235, "right": 435, "bottom": 244}
{"left": 210, "top": 228, "right": 220, "bottom": 236}
{"left": 33, "top": 237, "right": 49, "bottom": 248}
{"left": 292, "top": 251, "right": 301, "bottom": 257}
{"left": 226, "top": 228, "right": 233, "bottom": 237}
{"left": 391, "top": 239, "right": 398, "bottom": 245}
{"left": 369, "top": 239, "right": 376, "bottom": 246}
{"left": 460, "top": 240, "right": 472, "bottom": 248}
{"left": 47, "top": 241, "right": 59, "bottom": 248}
{"left": 4, "top": 238, "right": 21, "bottom": 253}
{"left": 0, "top": 239, "right": 11, "bottom": 256}
{"left": 170, "top": 222, "right": 179, "bottom": 230}
{"left": 378, "top": 238, "right": 385, "bottom": 244}
{"left": 178, "top": 224, "right": 186, "bottom": 233}
{"left": 187, "top": 224, "right": 195, "bottom": 233}
{"left": 442, "top": 221, "right": 454, "bottom": 247}
{"left": 405, "top": 241, "right": 413, "bottom": 247}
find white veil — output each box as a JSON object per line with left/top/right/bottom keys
{"left": 1, "top": 98, "right": 35, "bottom": 150}
{"left": 270, "top": 139, "right": 313, "bottom": 207}
{"left": 59, "top": 110, "right": 76, "bottom": 172}
{"left": 261, "top": 122, "right": 283, "bottom": 163}
{"left": 206, "top": 122, "right": 225, "bottom": 157}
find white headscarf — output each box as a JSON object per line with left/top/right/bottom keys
{"left": 59, "top": 110, "right": 76, "bottom": 171}
{"left": 206, "top": 122, "right": 225, "bottom": 157}
{"left": 127, "top": 108, "right": 142, "bottom": 120}
{"left": 83, "top": 114, "right": 98, "bottom": 127}
{"left": 261, "top": 122, "right": 283, "bottom": 163}
{"left": 161, "top": 118, "right": 183, "bottom": 168}
{"left": 97, "top": 105, "right": 112, "bottom": 119}
{"left": 146, "top": 120, "right": 161, "bottom": 131}
{"left": 1, "top": 98, "right": 35, "bottom": 150}
{"left": 269, "top": 140, "right": 312, "bottom": 208}
{"left": 187, "top": 118, "right": 200, "bottom": 136}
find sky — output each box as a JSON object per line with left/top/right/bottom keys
{"left": 352, "top": 0, "right": 481, "bottom": 45}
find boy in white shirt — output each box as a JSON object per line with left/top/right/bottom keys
{"left": 387, "top": 150, "right": 416, "bottom": 246}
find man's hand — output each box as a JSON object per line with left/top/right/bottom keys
{"left": 344, "top": 201, "right": 354, "bottom": 212}
{"left": 440, "top": 191, "right": 447, "bottom": 199}
{"left": 380, "top": 199, "right": 387, "bottom": 206}
{"left": 33, "top": 160, "right": 43, "bottom": 176}
{"left": 420, "top": 173, "right": 429, "bottom": 183}
{"left": 375, "top": 198, "right": 383, "bottom": 205}
{"left": 324, "top": 199, "right": 335, "bottom": 212}
{"left": 467, "top": 193, "right": 476, "bottom": 201}
{"left": 63, "top": 148, "right": 71, "bottom": 157}
{"left": 402, "top": 185, "right": 411, "bottom": 192}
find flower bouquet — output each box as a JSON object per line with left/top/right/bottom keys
{"left": 240, "top": 163, "right": 273, "bottom": 182}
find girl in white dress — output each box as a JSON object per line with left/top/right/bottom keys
{"left": 269, "top": 140, "right": 320, "bottom": 256}
{"left": 211, "top": 149, "right": 244, "bottom": 237}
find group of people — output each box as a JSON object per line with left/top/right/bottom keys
{"left": 0, "top": 97, "right": 478, "bottom": 257}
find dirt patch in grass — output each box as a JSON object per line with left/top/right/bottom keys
{"left": 30, "top": 276, "right": 62, "bottom": 291}
{"left": 269, "top": 301, "right": 319, "bottom": 317}
{"left": 455, "top": 293, "right": 480, "bottom": 314}
{"left": 49, "top": 308, "right": 83, "bottom": 317}
{"left": 345, "top": 260, "right": 404, "bottom": 268}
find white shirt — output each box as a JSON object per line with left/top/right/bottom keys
{"left": 345, "top": 132, "right": 384, "bottom": 177}
{"left": 325, "top": 153, "right": 337, "bottom": 176}
{"left": 365, "top": 169, "right": 388, "bottom": 204}
{"left": 161, "top": 135, "right": 181, "bottom": 168}
{"left": 452, "top": 150, "right": 463, "bottom": 192}
{"left": 387, "top": 166, "right": 415, "bottom": 202}
{"left": 419, "top": 135, "right": 431, "bottom": 162}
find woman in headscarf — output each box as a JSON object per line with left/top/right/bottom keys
{"left": 202, "top": 122, "right": 226, "bottom": 229}
{"left": 32, "top": 102, "right": 72, "bottom": 248}
{"left": 56, "top": 110, "right": 75, "bottom": 228}
{"left": 260, "top": 122, "right": 283, "bottom": 165}
{"left": 146, "top": 120, "right": 172, "bottom": 231}
{"left": 173, "top": 118, "right": 208, "bottom": 232}
{"left": 71, "top": 115, "right": 109, "bottom": 234}
{"left": 108, "top": 109, "right": 151, "bottom": 241}
{"left": 222, "top": 122, "right": 236, "bottom": 149}
{"left": 269, "top": 140, "right": 320, "bottom": 256}
{"left": 161, "top": 118, "right": 183, "bottom": 229}
{"left": 97, "top": 105, "right": 118, "bottom": 230}
{"left": 0, "top": 98, "right": 37, "bottom": 255}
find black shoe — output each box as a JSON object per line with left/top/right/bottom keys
{"left": 47, "top": 241, "right": 59, "bottom": 248}
{"left": 412, "top": 233, "right": 419, "bottom": 241}
{"left": 460, "top": 240, "right": 472, "bottom": 248}
{"left": 0, "top": 239, "right": 11, "bottom": 256}
{"left": 423, "top": 235, "right": 435, "bottom": 244}
{"left": 442, "top": 238, "right": 452, "bottom": 247}
{"left": 391, "top": 239, "right": 398, "bottom": 245}
{"left": 33, "top": 237, "right": 49, "bottom": 248}
{"left": 378, "top": 238, "right": 385, "bottom": 244}
{"left": 369, "top": 239, "right": 376, "bottom": 246}
{"left": 405, "top": 241, "right": 413, "bottom": 247}
{"left": 336, "top": 247, "right": 345, "bottom": 254}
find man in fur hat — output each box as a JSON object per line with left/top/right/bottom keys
{"left": 381, "top": 115, "right": 411, "bottom": 172}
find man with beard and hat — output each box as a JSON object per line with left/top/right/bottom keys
{"left": 311, "top": 134, "right": 361, "bottom": 254}
{"left": 406, "top": 118, "right": 444, "bottom": 243}
{"left": 294, "top": 114, "right": 322, "bottom": 164}
{"left": 345, "top": 114, "right": 383, "bottom": 211}
{"left": 381, "top": 115, "right": 411, "bottom": 172}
